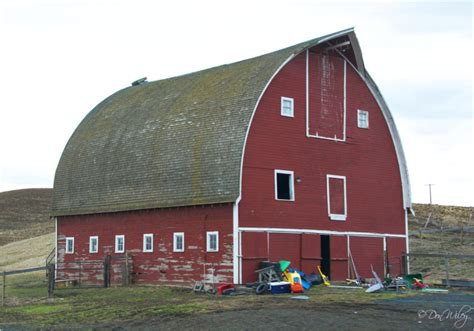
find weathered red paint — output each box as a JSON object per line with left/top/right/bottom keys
{"left": 57, "top": 204, "right": 233, "bottom": 286}
{"left": 57, "top": 47, "right": 407, "bottom": 286}
{"left": 239, "top": 49, "right": 406, "bottom": 282}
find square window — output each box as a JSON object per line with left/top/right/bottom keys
{"left": 143, "top": 234, "right": 153, "bottom": 252}
{"left": 281, "top": 97, "right": 294, "bottom": 117}
{"left": 115, "top": 235, "right": 125, "bottom": 253}
{"left": 357, "top": 110, "right": 369, "bottom": 129}
{"left": 173, "top": 232, "right": 184, "bottom": 252}
{"left": 65, "top": 237, "right": 74, "bottom": 254}
{"left": 275, "top": 170, "right": 295, "bottom": 201}
{"left": 89, "top": 236, "right": 98, "bottom": 254}
{"left": 206, "top": 231, "right": 219, "bottom": 252}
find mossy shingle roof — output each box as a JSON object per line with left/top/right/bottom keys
{"left": 51, "top": 29, "right": 358, "bottom": 216}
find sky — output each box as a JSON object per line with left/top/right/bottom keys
{"left": 0, "top": 0, "right": 472, "bottom": 207}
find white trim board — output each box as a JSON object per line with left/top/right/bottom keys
{"left": 238, "top": 227, "right": 406, "bottom": 238}
{"left": 326, "top": 174, "right": 347, "bottom": 221}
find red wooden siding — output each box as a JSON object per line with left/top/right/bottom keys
{"left": 301, "top": 234, "right": 321, "bottom": 273}
{"left": 240, "top": 50, "right": 405, "bottom": 233}
{"left": 57, "top": 204, "right": 233, "bottom": 286}
{"left": 330, "top": 235, "right": 348, "bottom": 280}
{"left": 241, "top": 232, "right": 268, "bottom": 283}
{"left": 269, "top": 233, "right": 301, "bottom": 269}
{"left": 328, "top": 177, "right": 345, "bottom": 215}
{"left": 308, "top": 53, "right": 345, "bottom": 139}
{"left": 387, "top": 237, "right": 406, "bottom": 276}
{"left": 349, "top": 237, "right": 384, "bottom": 279}
{"left": 239, "top": 49, "right": 406, "bottom": 281}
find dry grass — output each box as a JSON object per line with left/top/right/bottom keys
{"left": 0, "top": 233, "right": 54, "bottom": 271}
{"left": 0, "top": 188, "right": 53, "bottom": 246}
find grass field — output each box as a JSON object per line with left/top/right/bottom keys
{"left": 0, "top": 271, "right": 419, "bottom": 329}
{"left": 0, "top": 188, "right": 53, "bottom": 246}
{"left": 0, "top": 189, "right": 473, "bottom": 329}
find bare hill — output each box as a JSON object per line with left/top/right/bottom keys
{"left": 0, "top": 188, "right": 54, "bottom": 246}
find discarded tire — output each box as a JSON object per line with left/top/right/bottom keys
{"left": 255, "top": 283, "right": 268, "bottom": 295}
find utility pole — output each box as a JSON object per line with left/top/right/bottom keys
{"left": 425, "top": 183, "right": 435, "bottom": 205}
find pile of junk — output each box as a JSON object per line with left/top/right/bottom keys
{"left": 246, "top": 260, "right": 330, "bottom": 295}
{"left": 244, "top": 260, "right": 447, "bottom": 295}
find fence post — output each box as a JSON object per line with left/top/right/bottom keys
{"left": 401, "top": 253, "right": 407, "bottom": 276}
{"left": 103, "top": 255, "right": 111, "bottom": 288}
{"left": 125, "top": 252, "right": 129, "bottom": 287}
{"left": 2, "top": 271, "right": 5, "bottom": 307}
{"left": 48, "top": 264, "right": 55, "bottom": 299}
{"left": 445, "top": 257, "right": 450, "bottom": 287}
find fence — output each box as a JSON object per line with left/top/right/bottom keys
{"left": 402, "top": 252, "right": 474, "bottom": 287}
{"left": 56, "top": 254, "right": 133, "bottom": 288}
{"left": 1, "top": 254, "right": 133, "bottom": 306}
{"left": 1, "top": 265, "right": 53, "bottom": 306}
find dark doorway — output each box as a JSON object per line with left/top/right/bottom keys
{"left": 320, "top": 235, "right": 331, "bottom": 279}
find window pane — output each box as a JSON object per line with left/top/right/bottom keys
{"left": 277, "top": 173, "right": 291, "bottom": 200}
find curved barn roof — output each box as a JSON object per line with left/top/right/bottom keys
{"left": 52, "top": 28, "right": 411, "bottom": 216}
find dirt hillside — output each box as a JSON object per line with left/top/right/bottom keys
{"left": 0, "top": 188, "right": 54, "bottom": 246}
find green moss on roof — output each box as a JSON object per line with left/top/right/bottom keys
{"left": 51, "top": 30, "right": 353, "bottom": 216}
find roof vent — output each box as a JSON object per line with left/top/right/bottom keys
{"left": 131, "top": 77, "right": 147, "bottom": 86}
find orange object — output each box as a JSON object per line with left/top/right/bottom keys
{"left": 413, "top": 278, "right": 428, "bottom": 289}
{"left": 291, "top": 282, "right": 304, "bottom": 293}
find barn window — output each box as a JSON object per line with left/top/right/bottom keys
{"left": 173, "top": 232, "right": 184, "bottom": 252}
{"left": 206, "top": 231, "right": 219, "bottom": 252}
{"left": 326, "top": 175, "right": 347, "bottom": 221}
{"left": 357, "top": 110, "right": 369, "bottom": 129}
{"left": 65, "top": 237, "right": 74, "bottom": 254}
{"left": 89, "top": 236, "right": 98, "bottom": 254}
{"left": 281, "top": 97, "right": 294, "bottom": 117}
{"left": 275, "top": 170, "right": 295, "bottom": 201}
{"left": 115, "top": 235, "right": 125, "bottom": 253}
{"left": 143, "top": 234, "right": 153, "bottom": 252}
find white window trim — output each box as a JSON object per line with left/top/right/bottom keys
{"left": 115, "top": 235, "right": 125, "bottom": 253}
{"left": 65, "top": 237, "right": 74, "bottom": 254}
{"left": 206, "top": 231, "right": 219, "bottom": 252}
{"left": 173, "top": 232, "right": 184, "bottom": 252}
{"left": 143, "top": 233, "right": 154, "bottom": 253}
{"left": 89, "top": 236, "right": 98, "bottom": 254}
{"left": 326, "top": 174, "right": 347, "bottom": 221}
{"left": 280, "top": 96, "right": 294, "bottom": 118}
{"left": 274, "top": 169, "right": 295, "bottom": 201}
{"left": 357, "top": 109, "right": 369, "bottom": 129}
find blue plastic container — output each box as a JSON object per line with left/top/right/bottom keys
{"left": 270, "top": 281, "right": 291, "bottom": 294}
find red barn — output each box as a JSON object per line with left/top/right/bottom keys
{"left": 52, "top": 28, "right": 412, "bottom": 286}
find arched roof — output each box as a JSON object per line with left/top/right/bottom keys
{"left": 52, "top": 28, "right": 411, "bottom": 216}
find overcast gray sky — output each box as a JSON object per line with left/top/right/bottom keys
{"left": 0, "top": 0, "right": 472, "bottom": 206}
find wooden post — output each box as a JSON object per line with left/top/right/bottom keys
{"left": 125, "top": 252, "right": 129, "bottom": 287}
{"left": 445, "top": 257, "right": 450, "bottom": 287}
{"left": 2, "top": 271, "right": 5, "bottom": 307}
{"left": 103, "top": 255, "right": 111, "bottom": 288}
{"left": 48, "top": 264, "right": 55, "bottom": 299}
{"left": 401, "top": 253, "right": 407, "bottom": 276}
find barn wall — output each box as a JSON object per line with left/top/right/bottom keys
{"left": 57, "top": 204, "right": 233, "bottom": 286}
{"left": 240, "top": 51, "right": 405, "bottom": 233}
{"left": 239, "top": 50, "right": 406, "bottom": 281}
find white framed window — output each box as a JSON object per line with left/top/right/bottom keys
{"left": 357, "top": 110, "right": 369, "bottom": 129}
{"left": 89, "top": 236, "right": 98, "bottom": 254}
{"left": 65, "top": 237, "right": 74, "bottom": 254}
{"left": 143, "top": 234, "right": 153, "bottom": 252}
{"left": 326, "top": 175, "right": 347, "bottom": 221}
{"left": 275, "top": 169, "right": 295, "bottom": 201}
{"left": 281, "top": 96, "right": 294, "bottom": 117}
{"left": 173, "top": 232, "right": 184, "bottom": 252}
{"left": 115, "top": 235, "right": 125, "bottom": 253}
{"left": 206, "top": 231, "right": 219, "bottom": 252}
